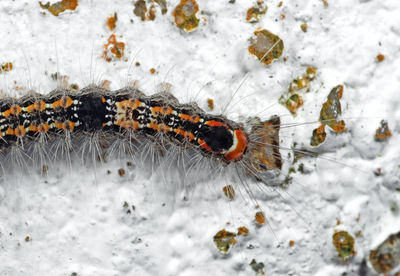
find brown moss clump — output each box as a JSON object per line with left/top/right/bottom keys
{"left": 310, "top": 124, "right": 327, "bottom": 147}
{"left": 172, "top": 0, "right": 200, "bottom": 32}
{"left": 207, "top": 98, "right": 214, "bottom": 110}
{"left": 290, "top": 67, "right": 317, "bottom": 93}
{"left": 375, "top": 120, "right": 392, "bottom": 142}
{"left": 255, "top": 211, "right": 266, "bottom": 225}
{"left": 213, "top": 229, "right": 237, "bottom": 253}
{"left": 0, "top": 62, "right": 13, "bottom": 73}
{"left": 319, "top": 85, "right": 346, "bottom": 133}
{"left": 42, "top": 165, "right": 49, "bottom": 173}
{"left": 283, "top": 93, "right": 304, "bottom": 115}
{"left": 102, "top": 34, "right": 125, "bottom": 62}
{"left": 39, "top": 0, "right": 78, "bottom": 16}
{"left": 222, "top": 185, "right": 235, "bottom": 200}
{"left": 370, "top": 232, "right": 400, "bottom": 275}
{"left": 332, "top": 231, "right": 356, "bottom": 261}
{"left": 311, "top": 85, "right": 347, "bottom": 146}
{"left": 148, "top": 4, "right": 157, "bottom": 21}
{"left": 237, "top": 226, "right": 249, "bottom": 236}
{"left": 133, "top": 0, "right": 167, "bottom": 21}
{"left": 300, "top": 22, "right": 308, "bottom": 32}
{"left": 248, "top": 29, "right": 284, "bottom": 66}
{"left": 118, "top": 168, "right": 125, "bottom": 177}
{"left": 106, "top": 13, "right": 118, "bottom": 31}
{"left": 246, "top": 1, "right": 268, "bottom": 23}
{"left": 377, "top": 54, "right": 385, "bottom": 62}
{"left": 133, "top": 0, "right": 147, "bottom": 21}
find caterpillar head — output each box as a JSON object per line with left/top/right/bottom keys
{"left": 197, "top": 119, "right": 248, "bottom": 163}
{"left": 198, "top": 116, "right": 282, "bottom": 179}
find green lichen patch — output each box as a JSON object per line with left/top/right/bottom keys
{"left": 133, "top": 0, "right": 147, "bottom": 21}
{"left": 281, "top": 93, "right": 304, "bottom": 116}
{"left": 213, "top": 229, "right": 237, "bottom": 253}
{"left": 319, "top": 85, "right": 346, "bottom": 133}
{"left": 237, "top": 226, "right": 249, "bottom": 236}
{"left": 133, "top": 0, "right": 167, "bottom": 21}
{"left": 279, "top": 67, "right": 317, "bottom": 115}
{"left": 39, "top": 0, "right": 78, "bottom": 16}
{"left": 332, "top": 231, "right": 356, "bottom": 261}
{"left": 370, "top": 231, "right": 400, "bottom": 275}
{"left": 289, "top": 67, "right": 317, "bottom": 93}
{"left": 310, "top": 124, "right": 327, "bottom": 147}
{"left": 375, "top": 120, "right": 392, "bottom": 142}
{"left": 102, "top": 34, "right": 125, "bottom": 62}
{"left": 249, "top": 259, "right": 265, "bottom": 275}
{"left": 255, "top": 211, "right": 266, "bottom": 225}
{"left": 106, "top": 13, "right": 118, "bottom": 31}
{"left": 172, "top": 0, "right": 200, "bottom": 32}
{"left": 311, "top": 85, "right": 346, "bottom": 146}
{"left": 0, "top": 62, "right": 13, "bottom": 73}
{"left": 248, "top": 29, "right": 284, "bottom": 66}
{"left": 300, "top": 22, "right": 308, "bottom": 32}
{"left": 222, "top": 185, "right": 235, "bottom": 200}
{"left": 246, "top": 1, "right": 268, "bottom": 23}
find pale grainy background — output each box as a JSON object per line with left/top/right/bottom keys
{"left": 0, "top": 0, "right": 399, "bottom": 275}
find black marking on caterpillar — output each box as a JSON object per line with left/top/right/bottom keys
{"left": 0, "top": 86, "right": 282, "bottom": 184}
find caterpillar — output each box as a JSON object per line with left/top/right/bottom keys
{"left": 0, "top": 85, "right": 282, "bottom": 184}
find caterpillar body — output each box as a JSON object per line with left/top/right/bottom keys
{"left": 0, "top": 86, "right": 282, "bottom": 184}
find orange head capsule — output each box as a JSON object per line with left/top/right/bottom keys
{"left": 198, "top": 119, "right": 248, "bottom": 163}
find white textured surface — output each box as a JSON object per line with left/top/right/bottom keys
{"left": 0, "top": 0, "right": 399, "bottom": 275}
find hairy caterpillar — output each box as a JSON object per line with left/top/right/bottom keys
{"left": 1, "top": 0, "right": 400, "bottom": 276}
{"left": 0, "top": 85, "right": 282, "bottom": 184}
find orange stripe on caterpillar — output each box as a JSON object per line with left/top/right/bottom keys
{"left": 3, "top": 104, "right": 22, "bottom": 118}
{"left": 179, "top": 113, "right": 200, "bottom": 123}
{"left": 174, "top": 128, "right": 195, "bottom": 141}
{"left": 117, "top": 99, "right": 142, "bottom": 110}
{"left": 149, "top": 121, "right": 172, "bottom": 132}
{"left": 6, "top": 128, "right": 14, "bottom": 135}
{"left": 54, "top": 121, "right": 76, "bottom": 131}
{"left": 14, "top": 125, "right": 27, "bottom": 137}
{"left": 37, "top": 123, "right": 50, "bottom": 133}
{"left": 117, "top": 120, "right": 140, "bottom": 130}
{"left": 52, "top": 96, "right": 73, "bottom": 109}
{"left": 26, "top": 100, "right": 46, "bottom": 113}
{"left": 28, "top": 124, "right": 38, "bottom": 132}
{"left": 197, "top": 138, "right": 212, "bottom": 152}
{"left": 152, "top": 106, "right": 173, "bottom": 115}
{"left": 205, "top": 120, "right": 227, "bottom": 127}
